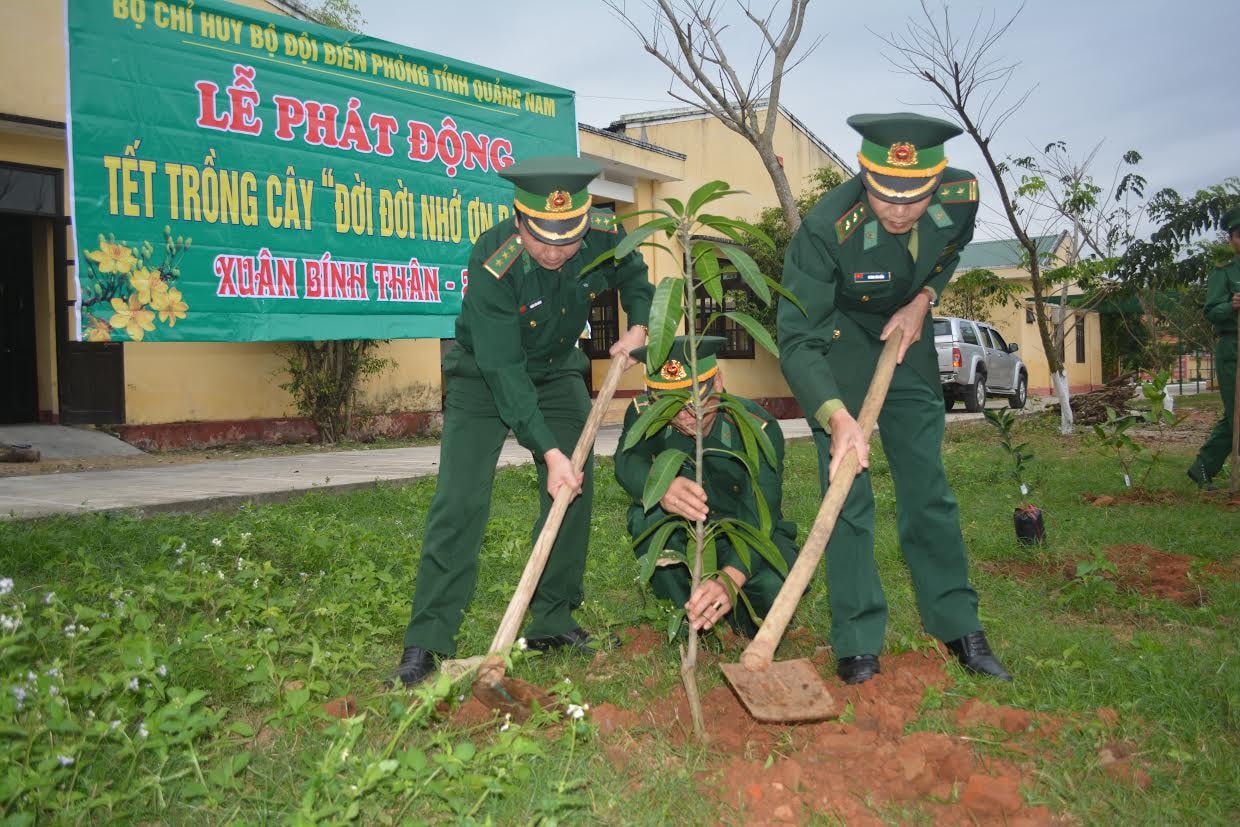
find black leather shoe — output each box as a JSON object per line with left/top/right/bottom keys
{"left": 1187, "top": 463, "right": 1215, "bottom": 491}
{"left": 837, "top": 654, "right": 881, "bottom": 685}
{"left": 391, "top": 646, "right": 438, "bottom": 687}
{"left": 525, "top": 627, "right": 621, "bottom": 653}
{"left": 945, "top": 631, "right": 1012, "bottom": 681}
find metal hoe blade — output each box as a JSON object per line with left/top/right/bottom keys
{"left": 720, "top": 658, "right": 838, "bottom": 723}
{"left": 472, "top": 676, "right": 554, "bottom": 723}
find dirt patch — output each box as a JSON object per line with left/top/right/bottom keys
{"left": 596, "top": 650, "right": 1074, "bottom": 824}
{"left": 983, "top": 544, "right": 1230, "bottom": 606}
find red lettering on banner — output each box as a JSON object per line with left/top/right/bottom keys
{"left": 195, "top": 65, "right": 262, "bottom": 135}
{"left": 213, "top": 249, "right": 298, "bottom": 298}
{"left": 371, "top": 259, "right": 441, "bottom": 303}
{"left": 303, "top": 252, "right": 369, "bottom": 301}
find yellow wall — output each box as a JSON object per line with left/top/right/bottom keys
{"left": 966, "top": 269, "right": 1103, "bottom": 394}
{"left": 122, "top": 339, "right": 442, "bottom": 423}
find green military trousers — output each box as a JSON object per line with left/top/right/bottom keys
{"left": 811, "top": 359, "right": 981, "bottom": 658}
{"left": 1191, "top": 334, "right": 1237, "bottom": 481}
{"left": 403, "top": 370, "right": 593, "bottom": 655}
{"left": 630, "top": 520, "right": 794, "bottom": 637}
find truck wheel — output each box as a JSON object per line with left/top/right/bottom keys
{"left": 1008, "top": 374, "right": 1028, "bottom": 409}
{"left": 964, "top": 374, "right": 987, "bottom": 412}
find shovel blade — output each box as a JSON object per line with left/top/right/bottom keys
{"left": 721, "top": 658, "right": 838, "bottom": 723}
{"left": 472, "top": 676, "right": 553, "bottom": 723}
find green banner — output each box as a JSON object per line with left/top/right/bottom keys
{"left": 66, "top": 0, "right": 577, "bottom": 342}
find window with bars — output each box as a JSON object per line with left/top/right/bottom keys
{"left": 581, "top": 288, "right": 619, "bottom": 359}
{"left": 695, "top": 276, "right": 755, "bottom": 359}
{"left": 1075, "top": 315, "right": 1086, "bottom": 363}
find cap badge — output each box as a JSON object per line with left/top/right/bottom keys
{"left": 887, "top": 142, "right": 918, "bottom": 167}
{"left": 659, "top": 359, "right": 687, "bottom": 382}
{"left": 545, "top": 190, "right": 573, "bottom": 212}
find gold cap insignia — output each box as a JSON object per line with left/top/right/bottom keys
{"left": 659, "top": 359, "right": 687, "bottom": 382}
{"left": 887, "top": 142, "right": 918, "bottom": 167}
{"left": 545, "top": 190, "right": 573, "bottom": 212}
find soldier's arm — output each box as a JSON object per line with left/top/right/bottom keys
{"left": 778, "top": 215, "right": 846, "bottom": 431}
{"left": 1203, "top": 265, "right": 1237, "bottom": 325}
{"left": 923, "top": 199, "right": 978, "bottom": 302}
{"left": 464, "top": 249, "right": 558, "bottom": 458}
{"left": 613, "top": 402, "right": 655, "bottom": 502}
{"left": 608, "top": 224, "right": 654, "bottom": 327}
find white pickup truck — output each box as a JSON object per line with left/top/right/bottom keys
{"left": 934, "top": 316, "right": 1028, "bottom": 412}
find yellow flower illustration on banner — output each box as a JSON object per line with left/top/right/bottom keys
{"left": 84, "top": 316, "right": 112, "bottom": 342}
{"left": 128, "top": 267, "right": 163, "bottom": 304}
{"left": 151, "top": 285, "right": 188, "bottom": 327}
{"left": 109, "top": 294, "right": 156, "bottom": 341}
{"left": 85, "top": 238, "right": 137, "bottom": 274}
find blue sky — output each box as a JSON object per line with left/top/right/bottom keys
{"left": 355, "top": 0, "right": 1236, "bottom": 240}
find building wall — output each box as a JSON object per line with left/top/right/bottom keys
{"left": 1, "top": 0, "right": 445, "bottom": 438}
{"left": 980, "top": 271, "right": 1103, "bottom": 395}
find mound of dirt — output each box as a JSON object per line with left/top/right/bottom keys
{"left": 983, "top": 544, "right": 1230, "bottom": 606}
{"left": 597, "top": 651, "right": 1074, "bottom": 825}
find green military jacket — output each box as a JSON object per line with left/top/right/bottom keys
{"left": 614, "top": 395, "right": 798, "bottom": 574}
{"left": 449, "top": 209, "right": 653, "bottom": 457}
{"left": 1203, "top": 256, "right": 1239, "bottom": 341}
{"left": 777, "top": 170, "right": 978, "bottom": 425}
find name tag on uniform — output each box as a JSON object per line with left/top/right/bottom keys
{"left": 519, "top": 298, "right": 545, "bottom": 313}
{"left": 853, "top": 272, "right": 891, "bottom": 283}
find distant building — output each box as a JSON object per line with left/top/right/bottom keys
{"left": 950, "top": 232, "right": 1102, "bottom": 395}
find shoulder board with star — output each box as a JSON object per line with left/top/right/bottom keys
{"left": 589, "top": 208, "right": 618, "bottom": 234}
{"left": 483, "top": 234, "right": 523, "bottom": 279}
{"left": 936, "top": 178, "right": 978, "bottom": 204}
{"left": 834, "top": 202, "right": 867, "bottom": 244}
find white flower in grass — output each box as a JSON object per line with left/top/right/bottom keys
{"left": 109, "top": 720, "right": 121, "bottom": 731}
{"left": 137, "top": 722, "right": 149, "bottom": 739}
{"left": 211, "top": 538, "right": 222, "bottom": 547}
{"left": 0, "top": 615, "right": 20, "bottom": 633}
{"left": 11, "top": 686, "right": 26, "bottom": 704}
{"left": 566, "top": 704, "right": 586, "bottom": 720}
{"left": 0, "top": 577, "right": 13, "bottom": 595}
{"left": 47, "top": 685, "right": 59, "bottom": 697}
{"left": 517, "top": 638, "right": 527, "bottom": 651}
{"left": 128, "top": 678, "right": 140, "bottom": 691}
{"left": 156, "top": 665, "right": 168, "bottom": 678}
{"left": 58, "top": 755, "right": 74, "bottom": 767}
{"left": 43, "top": 591, "right": 55, "bottom": 605}
{"left": 175, "top": 542, "right": 186, "bottom": 555}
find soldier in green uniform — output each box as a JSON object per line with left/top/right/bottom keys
{"left": 394, "top": 156, "right": 653, "bottom": 687}
{"left": 777, "top": 113, "right": 1010, "bottom": 685}
{"left": 1187, "top": 206, "right": 1240, "bottom": 489}
{"left": 614, "top": 337, "right": 798, "bottom": 634}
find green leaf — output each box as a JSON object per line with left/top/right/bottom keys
{"left": 579, "top": 247, "right": 618, "bottom": 277}
{"left": 629, "top": 512, "right": 679, "bottom": 547}
{"left": 766, "top": 274, "right": 806, "bottom": 315}
{"left": 667, "top": 609, "right": 685, "bottom": 642}
{"left": 720, "top": 245, "right": 771, "bottom": 305}
{"left": 724, "top": 311, "right": 778, "bottom": 358}
{"left": 642, "top": 448, "right": 689, "bottom": 512}
{"left": 646, "top": 277, "right": 685, "bottom": 369}
{"left": 750, "top": 473, "right": 773, "bottom": 537}
{"left": 615, "top": 218, "right": 676, "bottom": 260}
{"left": 694, "top": 242, "right": 723, "bottom": 302}
{"left": 721, "top": 393, "right": 778, "bottom": 468}
{"left": 663, "top": 197, "right": 685, "bottom": 216}
{"left": 687, "top": 181, "right": 734, "bottom": 216}
{"left": 726, "top": 520, "right": 789, "bottom": 577}
{"left": 641, "top": 519, "right": 684, "bottom": 583}
{"left": 701, "top": 535, "right": 717, "bottom": 577}
{"left": 701, "top": 446, "right": 757, "bottom": 476}
{"left": 720, "top": 523, "right": 751, "bottom": 572}
{"left": 622, "top": 393, "right": 687, "bottom": 451}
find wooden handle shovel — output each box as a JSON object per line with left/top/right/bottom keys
{"left": 721, "top": 331, "right": 904, "bottom": 723}
{"left": 464, "top": 353, "right": 629, "bottom": 717}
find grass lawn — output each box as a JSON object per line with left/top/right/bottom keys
{"left": 0, "top": 397, "right": 1236, "bottom": 824}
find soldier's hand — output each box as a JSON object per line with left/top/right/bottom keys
{"left": 544, "top": 449, "right": 584, "bottom": 500}
{"left": 881, "top": 290, "right": 932, "bottom": 363}
{"left": 661, "top": 477, "right": 709, "bottom": 522}
{"left": 1231, "top": 292, "right": 1240, "bottom": 310}
{"left": 685, "top": 567, "right": 746, "bottom": 631}
{"left": 610, "top": 324, "right": 648, "bottom": 368}
{"left": 827, "top": 409, "right": 869, "bottom": 481}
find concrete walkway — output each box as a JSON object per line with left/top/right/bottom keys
{"left": 0, "top": 423, "right": 145, "bottom": 460}
{"left": 0, "top": 420, "right": 813, "bottom": 521}
{"left": 0, "top": 398, "right": 1037, "bottom": 522}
